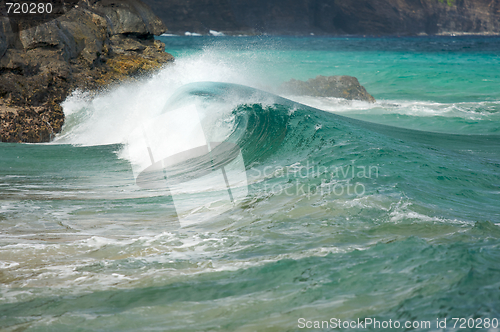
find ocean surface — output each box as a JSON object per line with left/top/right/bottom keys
{"left": 1, "top": 36, "right": 500, "bottom": 331}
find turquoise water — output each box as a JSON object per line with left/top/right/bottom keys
{"left": 1, "top": 37, "right": 500, "bottom": 331}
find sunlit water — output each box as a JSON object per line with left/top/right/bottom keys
{"left": 1, "top": 36, "right": 499, "bottom": 331}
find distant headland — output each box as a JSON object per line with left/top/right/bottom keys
{"left": 143, "top": 0, "right": 500, "bottom": 36}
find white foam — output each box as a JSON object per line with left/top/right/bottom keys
{"left": 55, "top": 47, "right": 264, "bottom": 146}
{"left": 286, "top": 95, "right": 500, "bottom": 120}
{"left": 209, "top": 30, "right": 225, "bottom": 37}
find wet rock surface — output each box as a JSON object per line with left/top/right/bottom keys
{"left": 0, "top": 0, "right": 174, "bottom": 143}
{"left": 280, "top": 75, "right": 376, "bottom": 102}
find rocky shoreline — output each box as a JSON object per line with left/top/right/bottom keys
{"left": 3, "top": 0, "right": 498, "bottom": 143}
{"left": 0, "top": 0, "right": 174, "bottom": 143}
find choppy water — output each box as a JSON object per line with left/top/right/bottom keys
{"left": 1, "top": 36, "right": 500, "bottom": 331}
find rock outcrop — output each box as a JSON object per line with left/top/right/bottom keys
{"left": 142, "top": 0, "right": 500, "bottom": 36}
{"left": 0, "top": 0, "right": 174, "bottom": 143}
{"left": 280, "top": 75, "right": 376, "bottom": 102}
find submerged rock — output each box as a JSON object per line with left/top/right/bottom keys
{"left": 0, "top": 0, "right": 174, "bottom": 143}
{"left": 280, "top": 75, "right": 375, "bottom": 102}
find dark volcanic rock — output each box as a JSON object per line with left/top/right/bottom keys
{"left": 142, "top": 0, "right": 500, "bottom": 36}
{"left": 281, "top": 75, "right": 376, "bottom": 102}
{"left": 96, "top": 0, "right": 166, "bottom": 36}
{"left": 0, "top": 0, "right": 174, "bottom": 143}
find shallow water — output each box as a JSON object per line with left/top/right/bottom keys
{"left": 1, "top": 36, "right": 499, "bottom": 331}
